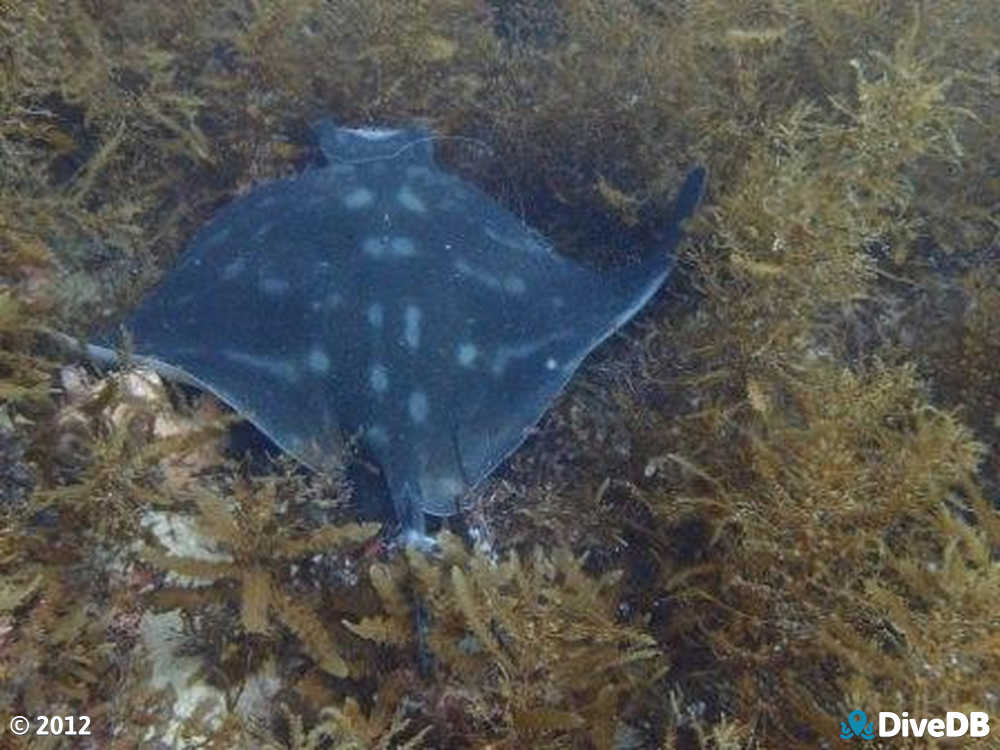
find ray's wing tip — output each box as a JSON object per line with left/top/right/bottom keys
{"left": 674, "top": 165, "right": 708, "bottom": 224}
{"left": 644, "top": 164, "right": 707, "bottom": 266}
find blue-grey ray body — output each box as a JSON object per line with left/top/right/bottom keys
{"left": 104, "top": 120, "right": 704, "bottom": 529}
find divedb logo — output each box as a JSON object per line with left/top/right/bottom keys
{"left": 840, "top": 709, "right": 991, "bottom": 740}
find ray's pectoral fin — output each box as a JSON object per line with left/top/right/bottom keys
{"left": 392, "top": 164, "right": 707, "bottom": 525}
{"left": 670, "top": 166, "right": 708, "bottom": 233}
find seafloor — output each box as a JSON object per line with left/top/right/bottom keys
{"left": 0, "top": 1, "right": 997, "bottom": 747}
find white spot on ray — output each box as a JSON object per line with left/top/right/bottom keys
{"left": 312, "top": 293, "right": 343, "bottom": 313}
{"left": 259, "top": 277, "right": 291, "bottom": 296}
{"left": 370, "top": 363, "right": 389, "bottom": 393}
{"left": 485, "top": 222, "right": 549, "bottom": 255}
{"left": 397, "top": 184, "right": 427, "bottom": 213}
{"left": 221, "top": 257, "right": 246, "bottom": 280}
{"left": 491, "top": 331, "right": 570, "bottom": 376}
{"left": 403, "top": 305, "right": 422, "bottom": 350}
{"left": 306, "top": 348, "right": 331, "bottom": 374}
{"left": 222, "top": 350, "right": 298, "bottom": 382}
{"left": 343, "top": 187, "right": 375, "bottom": 210}
{"left": 366, "top": 424, "right": 389, "bottom": 447}
{"left": 391, "top": 236, "right": 417, "bottom": 257}
{"left": 545, "top": 357, "right": 558, "bottom": 370}
{"left": 362, "top": 236, "right": 385, "bottom": 258}
{"left": 456, "top": 342, "right": 478, "bottom": 367}
{"left": 254, "top": 222, "right": 276, "bottom": 240}
{"left": 367, "top": 302, "right": 384, "bottom": 328}
{"left": 504, "top": 274, "right": 527, "bottom": 295}
{"left": 364, "top": 235, "right": 417, "bottom": 259}
{"left": 454, "top": 259, "right": 502, "bottom": 291}
{"left": 408, "top": 390, "right": 429, "bottom": 424}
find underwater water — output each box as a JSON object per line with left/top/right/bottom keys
{"left": 1, "top": 0, "right": 996, "bottom": 746}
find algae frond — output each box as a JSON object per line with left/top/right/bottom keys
{"left": 0, "top": 0, "right": 996, "bottom": 746}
